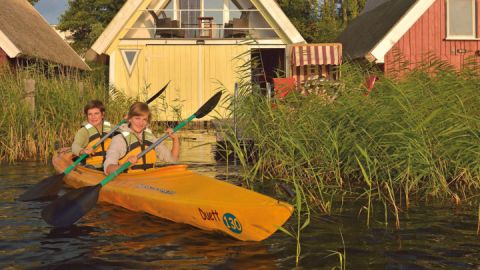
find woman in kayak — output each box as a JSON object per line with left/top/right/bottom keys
{"left": 104, "top": 102, "right": 180, "bottom": 174}
{"left": 72, "top": 100, "right": 113, "bottom": 170}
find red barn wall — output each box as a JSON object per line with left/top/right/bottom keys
{"left": 384, "top": 0, "right": 480, "bottom": 74}
{"left": 0, "top": 47, "right": 9, "bottom": 66}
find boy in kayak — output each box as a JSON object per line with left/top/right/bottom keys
{"left": 104, "top": 102, "right": 180, "bottom": 174}
{"left": 72, "top": 100, "right": 113, "bottom": 170}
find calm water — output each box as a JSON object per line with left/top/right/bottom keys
{"left": 2, "top": 131, "right": 480, "bottom": 269}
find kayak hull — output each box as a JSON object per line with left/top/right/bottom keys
{"left": 52, "top": 151, "right": 293, "bottom": 241}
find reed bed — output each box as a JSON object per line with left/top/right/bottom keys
{"left": 223, "top": 56, "right": 480, "bottom": 227}
{"left": 0, "top": 65, "right": 131, "bottom": 163}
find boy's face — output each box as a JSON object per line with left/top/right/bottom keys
{"left": 87, "top": 108, "right": 104, "bottom": 128}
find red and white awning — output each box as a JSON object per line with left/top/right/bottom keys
{"left": 290, "top": 44, "right": 342, "bottom": 66}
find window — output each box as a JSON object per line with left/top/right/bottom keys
{"left": 120, "top": 49, "right": 140, "bottom": 75}
{"left": 204, "top": 0, "right": 224, "bottom": 24}
{"left": 446, "top": 0, "right": 477, "bottom": 39}
{"left": 229, "top": 0, "right": 241, "bottom": 19}
{"left": 163, "top": 0, "right": 174, "bottom": 18}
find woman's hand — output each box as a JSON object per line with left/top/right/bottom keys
{"left": 80, "top": 147, "right": 94, "bottom": 155}
{"left": 126, "top": 156, "right": 138, "bottom": 165}
{"left": 166, "top": 128, "right": 179, "bottom": 141}
{"left": 166, "top": 127, "right": 180, "bottom": 161}
{"left": 106, "top": 156, "right": 138, "bottom": 175}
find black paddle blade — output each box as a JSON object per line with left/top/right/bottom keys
{"left": 195, "top": 91, "right": 222, "bottom": 119}
{"left": 145, "top": 81, "right": 170, "bottom": 104}
{"left": 41, "top": 184, "right": 101, "bottom": 227}
{"left": 18, "top": 173, "right": 65, "bottom": 201}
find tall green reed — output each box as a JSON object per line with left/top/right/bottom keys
{"left": 0, "top": 64, "right": 131, "bottom": 163}
{"left": 214, "top": 49, "right": 480, "bottom": 266}
{"left": 223, "top": 54, "right": 480, "bottom": 224}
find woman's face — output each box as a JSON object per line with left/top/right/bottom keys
{"left": 87, "top": 108, "right": 104, "bottom": 128}
{"left": 129, "top": 113, "right": 149, "bottom": 133}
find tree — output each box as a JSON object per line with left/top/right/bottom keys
{"left": 276, "top": 0, "right": 366, "bottom": 43}
{"left": 28, "top": 0, "right": 39, "bottom": 5}
{"left": 339, "top": 0, "right": 366, "bottom": 24}
{"left": 57, "top": 0, "right": 126, "bottom": 54}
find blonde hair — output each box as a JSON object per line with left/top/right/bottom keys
{"left": 127, "top": 102, "right": 150, "bottom": 122}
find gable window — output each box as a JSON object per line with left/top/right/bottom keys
{"left": 137, "top": 0, "right": 277, "bottom": 39}
{"left": 120, "top": 49, "right": 140, "bottom": 75}
{"left": 446, "top": 0, "right": 477, "bottom": 39}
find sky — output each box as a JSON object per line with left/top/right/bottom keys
{"left": 34, "top": 0, "right": 68, "bottom": 25}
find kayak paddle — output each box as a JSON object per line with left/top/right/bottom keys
{"left": 41, "top": 91, "right": 222, "bottom": 227}
{"left": 18, "top": 81, "right": 170, "bottom": 202}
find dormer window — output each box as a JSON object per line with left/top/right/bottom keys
{"left": 446, "top": 0, "right": 477, "bottom": 39}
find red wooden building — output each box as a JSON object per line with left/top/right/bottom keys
{"left": 336, "top": 0, "right": 480, "bottom": 74}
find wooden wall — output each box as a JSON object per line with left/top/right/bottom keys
{"left": 0, "top": 47, "right": 9, "bottom": 66}
{"left": 112, "top": 44, "right": 250, "bottom": 121}
{"left": 384, "top": 0, "right": 480, "bottom": 73}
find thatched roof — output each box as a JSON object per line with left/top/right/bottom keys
{"left": 0, "top": 0, "right": 89, "bottom": 70}
{"left": 336, "top": 0, "right": 417, "bottom": 61}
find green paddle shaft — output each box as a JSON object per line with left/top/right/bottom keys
{"left": 63, "top": 119, "right": 127, "bottom": 174}
{"left": 173, "top": 115, "right": 196, "bottom": 132}
{"left": 99, "top": 114, "right": 196, "bottom": 186}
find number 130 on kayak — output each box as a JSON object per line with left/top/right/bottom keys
{"left": 223, "top": 213, "right": 242, "bottom": 234}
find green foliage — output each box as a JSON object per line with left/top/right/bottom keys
{"left": 226, "top": 56, "right": 480, "bottom": 218}
{"left": 28, "top": 0, "right": 39, "bottom": 5}
{"left": 277, "top": 0, "right": 366, "bottom": 43}
{"left": 57, "top": 0, "right": 126, "bottom": 54}
{"left": 0, "top": 64, "right": 131, "bottom": 162}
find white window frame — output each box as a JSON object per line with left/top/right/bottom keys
{"left": 170, "top": 0, "right": 245, "bottom": 25}
{"left": 120, "top": 49, "right": 140, "bottom": 76}
{"left": 446, "top": 0, "right": 478, "bottom": 40}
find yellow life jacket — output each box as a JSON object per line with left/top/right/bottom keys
{"left": 119, "top": 129, "right": 157, "bottom": 173}
{"left": 82, "top": 121, "right": 112, "bottom": 168}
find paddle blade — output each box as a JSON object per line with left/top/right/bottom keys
{"left": 194, "top": 91, "right": 222, "bottom": 119}
{"left": 18, "top": 173, "right": 65, "bottom": 201}
{"left": 41, "top": 184, "right": 101, "bottom": 227}
{"left": 145, "top": 81, "right": 170, "bottom": 104}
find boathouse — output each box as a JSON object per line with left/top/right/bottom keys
{"left": 86, "top": 0, "right": 306, "bottom": 120}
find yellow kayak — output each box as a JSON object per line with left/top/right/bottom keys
{"left": 52, "top": 151, "right": 293, "bottom": 241}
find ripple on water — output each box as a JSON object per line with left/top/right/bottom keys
{"left": 3, "top": 134, "right": 480, "bottom": 269}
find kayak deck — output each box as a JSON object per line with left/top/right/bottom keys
{"left": 52, "top": 151, "right": 293, "bottom": 241}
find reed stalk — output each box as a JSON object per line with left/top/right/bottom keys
{"left": 0, "top": 64, "right": 131, "bottom": 163}
{"left": 223, "top": 54, "right": 480, "bottom": 227}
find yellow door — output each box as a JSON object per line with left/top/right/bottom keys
{"left": 144, "top": 44, "right": 249, "bottom": 120}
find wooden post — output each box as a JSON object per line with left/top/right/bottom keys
{"left": 24, "top": 78, "right": 35, "bottom": 112}
{"left": 78, "top": 82, "right": 84, "bottom": 98}
{"left": 266, "top": 82, "right": 271, "bottom": 103}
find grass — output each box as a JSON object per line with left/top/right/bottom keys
{"left": 0, "top": 62, "right": 187, "bottom": 163}
{"left": 231, "top": 57, "right": 480, "bottom": 206}
{"left": 0, "top": 64, "right": 132, "bottom": 162}
{"left": 220, "top": 54, "right": 480, "bottom": 232}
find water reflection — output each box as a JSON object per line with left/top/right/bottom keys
{"left": 2, "top": 132, "right": 480, "bottom": 269}
{"left": 37, "top": 205, "right": 280, "bottom": 270}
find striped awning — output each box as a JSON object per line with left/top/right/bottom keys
{"left": 290, "top": 44, "right": 342, "bottom": 66}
